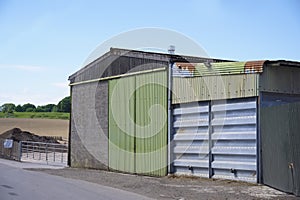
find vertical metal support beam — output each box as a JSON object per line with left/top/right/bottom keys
{"left": 107, "top": 82, "right": 110, "bottom": 171}
{"left": 208, "top": 101, "right": 213, "bottom": 178}
{"left": 68, "top": 86, "right": 72, "bottom": 166}
{"left": 167, "top": 61, "right": 173, "bottom": 174}
{"left": 257, "top": 95, "right": 262, "bottom": 183}
{"left": 133, "top": 77, "right": 136, "bottom": 174}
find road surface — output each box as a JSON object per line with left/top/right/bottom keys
{"left": 0, "top": 160, "right": 151, "bottom": 200}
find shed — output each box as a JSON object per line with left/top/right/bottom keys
{"left": 68, "top": 48, "right": 229, "bottom": 176}
{"left": 171, "top": 60, "right": 300, "bottom": 196}
{"left": 69, "top": 48, "right": 300, "bottom": 196}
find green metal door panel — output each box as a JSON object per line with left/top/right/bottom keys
{"left": 109, "top": 77, "right": 135, "bottom": 173}
{"left": 109, "top": 71, "right": 168, "bottom": 176}
{"left": 261, "top": 105, "right": 293, "bottom": 192}
{"left": 261, "top": 100, "right": 300, "bottom": 196}
{"left": 135, "top": 71, "right": 168, "bottom": 176}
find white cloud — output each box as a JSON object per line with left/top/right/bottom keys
{"left": 0, "top": 64, "right": 46, "bottom": 72}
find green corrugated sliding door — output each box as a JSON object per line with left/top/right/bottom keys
{"left": 135, "top": 71, "right": 168, "bottom": 176}
{"left": 109, "top": 76, "right": 135, "bottom": 173}
{"left": 108, "top": 71, "right": 168, "bottom": 176}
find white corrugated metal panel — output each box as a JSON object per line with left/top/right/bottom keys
{"left": 211, "top": 97, "right": 257, "bottom": 182}
{"left": 171, "top": 97, "right": 257, "bottom": 183}
{"left": 172, "top": 101, "right": 210, "bottom": 177}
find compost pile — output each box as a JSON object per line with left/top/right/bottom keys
{"left": 0, "top": 128, "right": 59, "bottom": 143}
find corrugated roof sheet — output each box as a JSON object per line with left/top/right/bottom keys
{"left": 173, "top": 61, "right": 267, "bottom": 77}
{"left": 244, "top": 60, "right": 266, "bottom": 73}
{"left": 69, "top": 48, "right": 234, "bottom": 82}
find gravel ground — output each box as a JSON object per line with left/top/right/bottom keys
{"left": 28, "top": 167, "right": 299, "bottom": 200}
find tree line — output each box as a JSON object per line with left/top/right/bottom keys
{"left": 1, "top": 96, "right": 71, "bottom": 113}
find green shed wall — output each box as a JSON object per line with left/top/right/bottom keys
{"left": 108, "top": 71, "right": 168, "bottom": 176}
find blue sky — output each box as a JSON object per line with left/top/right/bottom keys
{"left": 0, "top": 0, "right": 299, "bottom": 105}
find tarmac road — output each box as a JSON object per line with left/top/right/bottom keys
{"left": 0, "top": 160, "right": 151, "bottom": 200}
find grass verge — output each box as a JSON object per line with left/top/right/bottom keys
{"left": 0, "top": 112, "right": 70, "bottom": 120}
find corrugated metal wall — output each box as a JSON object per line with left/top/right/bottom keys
{"left": 109, "top": 77, "right": 136, "bottom": 173}
{"left": 261, "top": 97, "right": 300, "bottom": 196}
{"left": 172, "top": 74, "right": 259, "bottom": 104}
{"left": 172, "top": 102, "right": 210, "bottom": 177}
{"left": 173, "top": 62, "right": 246, "bottom": 77}
{"left": 211, "top": 98, "right": 257, "bottom": 182}
{"left": 109, "top": 71, "right": 168, "bottom": 176}
{"left": 135, "top": 71, "right": 168, "bottom": 176}
{"left": 171, "top": 97, "right": 257, "bottom": 182}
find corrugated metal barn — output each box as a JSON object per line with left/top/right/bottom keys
{"left": 69, "top": 48, "right": 300, "bottom": 196}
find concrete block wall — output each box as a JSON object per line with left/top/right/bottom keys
{"left": 70, "top": 81, "right": 108, "bottom": 169}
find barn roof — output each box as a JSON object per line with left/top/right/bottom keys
{"left": 69, "top": 47, "right": 233, "bottom": 82}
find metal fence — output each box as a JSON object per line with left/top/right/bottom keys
{"left": 20, "top": 141, "right": 68, "bottom": 166}
{"left": 0, "top": 139, "right": 68, "bottom": 166}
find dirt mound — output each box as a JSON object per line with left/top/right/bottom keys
{"left": 0, "top": 128, "right": 59, "bottom": 143}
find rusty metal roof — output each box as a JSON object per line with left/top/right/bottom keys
{"left": 244, "top": 60, "right": 266, "bottom": 73}
{"left": 173, "top": 60, "right": 269, "bottom": 77}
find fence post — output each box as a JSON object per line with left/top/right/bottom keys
{"left": 33, "top": 142, "right": 35, "bottom": 159}
{"left": 46, "top": 143, "right": 48, "bottom": 163}
{"left": 18, "top": 141, "right": 22, "bottom": 161}
{"left": 54, "top": 145, "right": 56, "bottom": 162}
{"left": 39, "top": 143, "right": 41, "bottom": 160}
{"left": 61, "top": 148, "right": 63, "bottom": 163}
{"left": 26, "top": 142, "right": 28, "bottom": 158}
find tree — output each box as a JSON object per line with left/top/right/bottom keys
{"left": 57, "top": 96, "right": 71, "bottom": 113}
{"left": 52, "top": 105, "right": 58, "bottom": 112}
{"left": 35, "top": 106, "right": 44, "bottom": 112}
{"left": 35, "top": 104, "right": 56, "bottom": 112}
{"left": 43, "top": 104, "right": 56, "bottom": 112}
{"left": 15, "top": 105, "right": 23, "bottom": 112}
{"left": 22, "top": 103, "right": 36, "bottom": 112}
{"left": 1, "top": 103, "right": 16, "bottom": 113}
{"left": 25, "top": 108, "right": 35, "bottom": 112}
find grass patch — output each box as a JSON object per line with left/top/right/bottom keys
{"left": 0, "top": 112, "right": 70, "bottom": 120}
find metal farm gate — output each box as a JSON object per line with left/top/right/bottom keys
{"left": 20, "top": 141, "right": 68, "bottom": 166}
{"left": 172, "top": 97, "right": 257, "bottom": 182}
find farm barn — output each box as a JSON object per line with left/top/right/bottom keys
{"left": 69, "top": 48, "right": 300, "bottom": 196}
